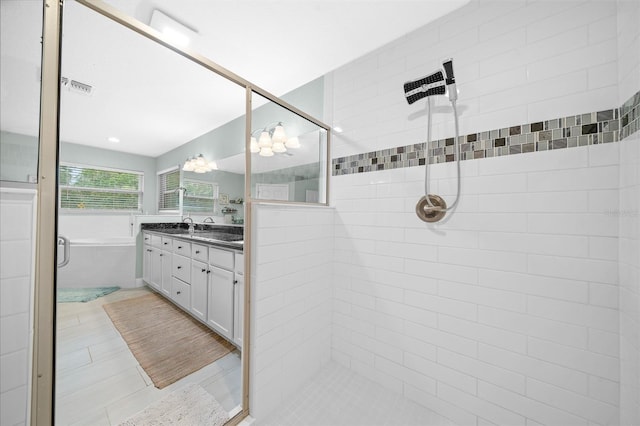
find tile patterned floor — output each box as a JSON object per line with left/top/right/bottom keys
{"left": 55, "top": 287, "right": 241, "bottom": 426}
{"left": 254, "top": 362, "right": 455, "bottom": 426}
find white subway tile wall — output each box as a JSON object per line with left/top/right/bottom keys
{"left": 617, "top": 0, "right": 640, "bottom": 424}
{"left": 332, "top": 146, "right": 620, "bottom": 425}
{"left": 0, "top": 189, "right": 36, "bottom": 426}
{"left": 249, "top": 205, "right": 334, "bottom": 420}
{"left": 323, "top": 1, "right": 640, "bottom": 425}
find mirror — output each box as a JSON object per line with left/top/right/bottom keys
{"left": 249, "top": 92, "right": 328, "bottom": 203}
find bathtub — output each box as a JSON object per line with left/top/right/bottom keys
{"left": 57, "top": 237, "right": 137, "bottom": 289}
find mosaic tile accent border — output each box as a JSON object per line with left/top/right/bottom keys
{"left": 333, "top": 90, "right": 640, "bottom": 176}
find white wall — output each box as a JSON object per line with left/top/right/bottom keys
{"left": 0, "top": 188, "right": 36, "bottom": 426}
{"left": 326, "top": 0, "right": 630, "bottom": 425}
{"left": 249, "top": 204, "right": 334, "bottom": 419}
{"left": 617, "top": 1, "right": 640, "bottom": 425}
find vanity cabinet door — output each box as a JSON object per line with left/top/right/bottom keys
{"left": 161, "top": 249, "right": 172, "bottom": 296}
{"left": 207, "top": 265, "right": 234, "bottom": 339}
{"left": 191, "top": 260, "right": 208, "bottom": 321}
{"left": 143, "top": 244, "right": 152, "bottom": 284}
{"left": 150, "top": 249, "right": 162, "bottom": 290}
{"left": 233, "top": 274, "right": 244, "bottom": 348}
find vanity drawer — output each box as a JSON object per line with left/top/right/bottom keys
{"left": 161, "top": 237, "right": 173, "bottom": 250}
{"left": 173, "top": 240, "right": 190, "bottom": 256}
{"left": 209, "top": 247, "right": 234, "bottom": 270}
{"left": 172, "top": 254, "right": 191, "bottom": 282}
{"left": 150, "top": 233, "right": 163, "bottom": 248}
{"left": 171, "top": 277, "right": 191, "bottom": 309}
{"left": 191, "top": 243, "right": 208, "bottom": 263}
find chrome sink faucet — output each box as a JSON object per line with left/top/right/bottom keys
{"left": 203, "top": 217, "right": 215, "bottom": 223}
{"left": 182, "top": 216, "right": 195, "bottom": 235}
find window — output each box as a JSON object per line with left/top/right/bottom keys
{"left": 59, "top": 163, "right": 143, "bottom": 212}
{"left": 158, "top": 168, "right": 218, "bottom": 213}
{"left": 184, "top": 179, "right": 218, "bottom": 213}
{"left": 158, "top": 168, "right": 180, "bottom": 211}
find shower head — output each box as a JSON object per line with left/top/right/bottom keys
{"left": 403, "top": 69, "right": 446, "bottom": 105}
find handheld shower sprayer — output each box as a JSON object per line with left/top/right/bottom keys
{"left": 442, "top": 58, "right": 457, "bottom": 102}
{"left": 404, "top": 58, "right": 461, "bottom": 223}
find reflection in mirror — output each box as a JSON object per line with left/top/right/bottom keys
{"left": 0, "top": 0, "right": 43, "bottom": 183}
{"left": 55, "top": 2, "right": 245, "bottom": 425}
{"left": 250, "top": 92, "right": 328, "bottom": 203}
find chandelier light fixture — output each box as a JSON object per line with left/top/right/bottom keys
{"left": 250, "top": 122, "right": 301, "bottom": 157}
{"left": 182, "top": 154, "right": 218, "bottom": 173}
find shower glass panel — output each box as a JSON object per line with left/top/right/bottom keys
{"left": 56, "top": 1, "right": 245, "bottom": 424}
{"left": 0, "top": 0, "right": 43, "bottom": 183}
{"left": 250, "top": 92, "right": 328, "bottom": 204}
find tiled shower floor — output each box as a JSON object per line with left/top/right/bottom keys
{"left": 254, "top": 362, "right": 455, "bottom": 426}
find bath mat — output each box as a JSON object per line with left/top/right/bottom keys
{"left": 103, "top": 293, "right": 234, "bottom": 389}
{"left": 118, "top": 383, "right": 229, "bottom": 426}
{"left": 57, "top": 286, "right": 120, "bottom": 303}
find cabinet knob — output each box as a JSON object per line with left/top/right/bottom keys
{"left": 234, "top": 280, "right": 238, "bottom": 284}
{"left": 201, "top": 268, "right": 206, "bottom": 272}
{"left": 206, "top": 270, "right": 211, "bottom": 274}
{"left": 178, "top": 246, "right": 183, "bottom": 249}
{"left": 160, "top": 254, "right": 163, "bottom": 257}
{"left": 177, "top": 266, "right": 182, "bottom": 269}
{"left": 195, "top": 250, "right": 200, "bottom": 254}
{"left": 177, "top": 291, "right": 181, "bottom": 295}
{"left": 164, "top": 242, "right": 168, "bottom": 245}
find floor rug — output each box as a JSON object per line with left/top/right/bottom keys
{"left": 118, "top": 383, "right": 229, "bottom": 426}
{"left": 103, "top": 292, "right": 234, "bottom": 389}
{"left": 57, "top": 286, "right": 120, "bottom": 303}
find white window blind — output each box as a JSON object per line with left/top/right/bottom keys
{"left": 158, "top": 168, "right": 180, "bottom": 211}
{"left": 59, "top": 164, "right": 143, "bottom": 212}
{"left": 184, "top": 179, "right": 218, "bottom": 213}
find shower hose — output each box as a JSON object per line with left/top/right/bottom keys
{"left": 423, "top": 96, "right": 461, "bottom": 211}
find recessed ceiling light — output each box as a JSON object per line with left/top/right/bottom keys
{"left": 150, "top": 10, "right": 198, "bottom": 48}
{"left": 333, "top": 126, "right": 344, "bottom": 133}
{"left": 108, "top": 137, "right": 120, "bottom": 143}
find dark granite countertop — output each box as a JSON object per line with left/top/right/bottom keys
{"left": 141, "top": 223, "right": 243, "bottom": 251}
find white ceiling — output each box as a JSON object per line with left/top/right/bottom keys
{"left": 1, "top": 0, "right": 469, "bottom": 158}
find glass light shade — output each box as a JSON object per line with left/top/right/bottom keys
{"left": 208, "top": 161, "right": 218, "bottom": 170}
{"left": 271, "top": 141, "right": 287, "bottom": 153}
{"left": 194, "top": 167, "right": 207, "bottom": 173}
{"left": 259, "top": 147, "right": 274, "bottom": 157}
{"left": 285, "top": 136, "right": 300, "bottom": 148}
{"left": 183, "top": 158, "right": 195, "bottom": 171}
{"left": 271, "top": 125, "right": 286, "bottom": 144}
{"left": 250, "top": 137, "right": 260, "bottom": 153}
{"left": 258, "top": 131, "right": 272, "bottom": 148}
{"left": 195, "top": 154, "right": 206, "bottom": 166}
